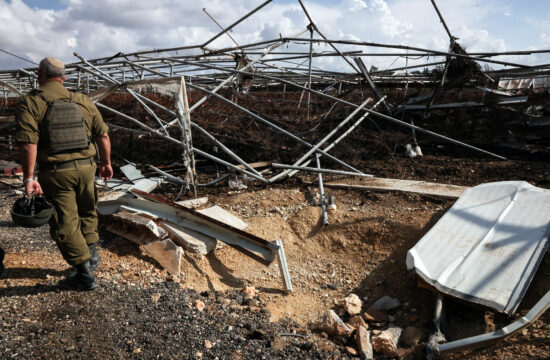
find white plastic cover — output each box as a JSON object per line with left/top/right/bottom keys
{"left": 407, "top": 181, "right": 550, "bottom": 314}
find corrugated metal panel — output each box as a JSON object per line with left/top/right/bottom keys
{"left": 406, "top": 181, "right": 550, "bottom": 314}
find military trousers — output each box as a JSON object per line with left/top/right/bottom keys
{"left": 38, "top": 159, "right": 98, "bottom": 266}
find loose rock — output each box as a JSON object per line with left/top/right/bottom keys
{"left": 243, "top": 286, "right": 257, "bottom": 298}
{"left": 371, "top": 296, "right": 401, "bottom": 311}
{"left": 193, "top": 299, "right": 205, "bottom": 312}
{"left": 344, "top": 293, "right": 362, "bottom": 316}
{"left": 371, "top": 325, "right": 403, "bottom": 357}
{"left": 356, "top": 325, "right": 373, "bottom": 360}
{"left": 314, "top": 310, "right": 352, "bottom": 337}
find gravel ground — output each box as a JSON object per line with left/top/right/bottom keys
{"left": 0, "top": 282, "right": 329, "bottom": 359}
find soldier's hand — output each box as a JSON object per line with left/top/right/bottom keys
{"left": 99, "top": 163, "right": 113, "bottom": 181}
{"left": 25, "top": 180, "right": 43, "bottom": 196}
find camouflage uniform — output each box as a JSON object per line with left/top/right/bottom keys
{"left": 15, "top": 81, "right": 109, "bottom": 266}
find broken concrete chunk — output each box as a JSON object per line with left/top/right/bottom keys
{"left": 371, "top": 325, "right": 403, "bottom": 357}
{"left": 356, "top": 325, "right": 373, "bottom": 360}
{"left": 160, "top": 221, "right": 217, "bottom": 255}
{"left": 142, "top": 239, "right": 183, "bottom": 277}
{"left": 197, "top": 205, "right": 248, "bottom": 230}
{"left": 401, "top": 326, "right": 424, "bottom": 347}
{"left": 344, "top": 293, "right": 363, "bottom": 316}
{"left": 371, "top": 296, "right": 401, "bottom": 311}
{"left": 314, "top": 310, "right": 352, "bottom": 337}
{"left": 102, "top": 210, "right": 167, "bottom": 245}
{"left": 363, "top": 307, "right": 389, "bottom": 323}
{"left": 176, "top": 197, "right": 209, "bottom": 209}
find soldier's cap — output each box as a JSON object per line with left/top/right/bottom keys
{"left": 42, "top": 57, "right": 65, "bottom": 69}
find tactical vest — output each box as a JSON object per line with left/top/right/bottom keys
{"left": 37, "top": 92, "right": 90, "bottom": 155}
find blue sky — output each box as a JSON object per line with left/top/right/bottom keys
{"left": 2, "top": 0, "right": 550, "bottom": 70}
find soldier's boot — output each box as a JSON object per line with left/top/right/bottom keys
{"left": 88, "top": 243, "right": 101, "bottom": 271}
{"left": 66, "top": 260, "right": 97, "bottom": 291}
{"left": 0, "top": 247, "right": 4, "bottom": 277}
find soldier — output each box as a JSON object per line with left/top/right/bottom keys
{"left": 15, "top": 57, "right": 113, "bottom": 290}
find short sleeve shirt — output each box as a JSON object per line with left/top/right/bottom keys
{"left": 15, "top": 81, "right": 109, "bottom": 165}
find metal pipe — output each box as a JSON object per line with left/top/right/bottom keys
{"left": 280, "top": 37, "right": 531, "bottom": 69}
{"left": 289, "top": 96, "right": 386, "bottom": 176}
{"left": 201, "top": 0, "right": 273, "bottom": 49}
{"left": 430, "top": 0, "right": 453, "bottom": 40}
{"left": 271, "top": 163, "right": 373, "bottom": 177}
{"left": 203, "top": 8, "right": 241, "bottom": 49}
{"left": 315, "top": 154, "right": 329, "bottom": 226}
{"left": 297, "top": 0, "right": 360, "bottom": 73}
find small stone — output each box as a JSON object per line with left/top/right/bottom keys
{"left": 151, "top": 293, "right": 161, "bottom": 302}
{"left": 371, "top": 326, "right": 403, "bottom": 357}
{"left": 344, "top": 293, "right": 362, "bottom": 316}
{"left": 345, "top": 346, "right": 357, "bottom": 356}
{"left": 363, "top": 307, "right": 388, "bottom": 323}
{"left": 243, "top": 286, "right": 257, "bottom": 298}
{"left": 356, "top": 325, "right": 373, "bottom": 360}
{"left": 133, "top": 348, "right": 142, "bottom": 354}
{"left": 204, "top": 340, "right": 213, "bottom": 349}
{"left": 313, "top": 310, "right": 352, "bottom": 337}
{"left": 194, "top": 351, "right": 203, "bottom": 358}
{"left": 193, "top": 299, "right": 205, "bottom": 312}
{"left": 371, "top": 296, "right": 401, "bottom": 311}
{"left": 402, "top": 326, "right": 424, "bottom": 347}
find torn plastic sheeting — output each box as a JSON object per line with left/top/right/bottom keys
{"left": 407, "top": 181, "right": 550, "bottom": 314}
{"left": 98, "top": 190, "right": 279, "bottom": 265}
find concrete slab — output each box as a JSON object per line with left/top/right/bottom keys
{"left": 175, "top": 197, "right": 209, "bottom": 209}
{"left": 142, "top": 239, "right": 183, "bottom": 276}
{"left": 197, "top": 205, "right": 248, "bottom": 230}
{"left": 160, "top": 221, "right": 217, "bottom": 255}
{"left": 324, "top": 178, "right": 467, "bottom": 199}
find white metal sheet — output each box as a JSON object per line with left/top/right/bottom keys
{"left": 406, "top": 181, "right": 550, "bottom": 314}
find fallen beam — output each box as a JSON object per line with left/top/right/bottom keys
{"left": 321, "top": 178, "right": 467, "bottom": 199}
{"left": 437, "top": 290, "right": 550, "bottom": 355}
